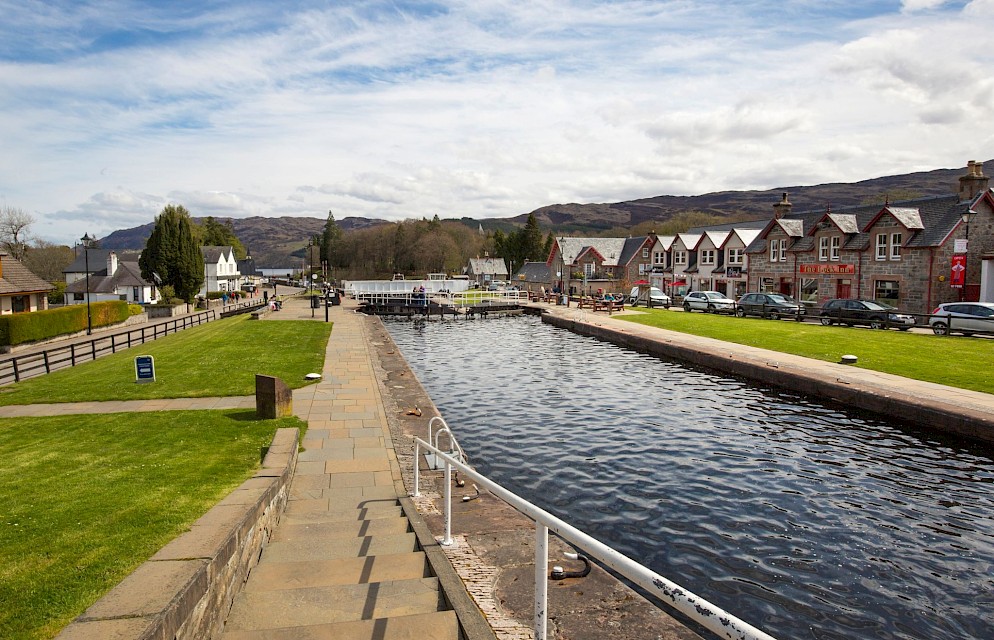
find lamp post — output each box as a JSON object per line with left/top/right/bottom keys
{"left": 960, "top": 209, "right": 977, "bottom": 301}
{"left": 80, "top": 233, "right": 94, "bottom": 335}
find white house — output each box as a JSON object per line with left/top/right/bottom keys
{"left": 64, "top": 249, "right": 159, "bottom": 305}
{"left": 201, "top": 246, "right": 241, "bottom": 295}
{"left": 0, "top": 252, "right": 54, "bottom": 313}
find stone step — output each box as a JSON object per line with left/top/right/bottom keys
{"left": 221, "top": 610, "right": 459, "bottom": 640}
{"left": 284, "top": 497, "right": 401, "bottom": 516}
{"left": 243, "top": 551, "right": 430, "bottom": 592}
{"left": 281, "top": 505, "right": 405, "bottom": 525}
{"left": 223, "top": 577, "right": 444, "bottom": 632}
{"left": 261, "top": 532, "right": 419, "bottom": 562}
{"left": 271, "top": 516, "right": 410, "bottom": 542}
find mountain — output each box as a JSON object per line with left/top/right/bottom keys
{"left": 100, "top": 216, "right": 388, "bottom": 267}
{"left": 508, "top": 162, "right": 990, "bottom": 231}
{"left": 98, "top": 161, "right": 990, "bottom": 264}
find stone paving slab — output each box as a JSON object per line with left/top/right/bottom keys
{"left": 242, "top": 552, "right": 430, "bottom": 592}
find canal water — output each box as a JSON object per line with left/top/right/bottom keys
{"left": 383, "top": 315, "right": 994, "bottom": 640}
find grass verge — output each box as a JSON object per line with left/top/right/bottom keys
{"left": 0, "top": 410, "right": 306, "bottom": 640}
{"left": 618, "top": 309, "right": 994, "bottom": 394}
{"left": 0, "top": 315, "right": 332, "bottom": 405}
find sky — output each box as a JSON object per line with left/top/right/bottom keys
{"left": 1, "top": 0, "right": 992, "bottom": 245}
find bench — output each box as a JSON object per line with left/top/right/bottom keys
{"left": 593, "top": 300, "right": 624, "bottom": 314}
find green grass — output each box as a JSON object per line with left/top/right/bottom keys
{"left": 0, "top": 315, "right": 332, "bottom": 405}
{"left": 618, "top": 309, "right": 994, "bottom": 394}
{"left": 0, "top": 410, "right": 306, "bottom": 640}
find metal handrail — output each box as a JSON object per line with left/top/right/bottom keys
{"left": 412, "top": 436, "right": 778, "bottom": 640}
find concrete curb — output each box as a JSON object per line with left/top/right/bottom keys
{"left": 55, "top": 428, "right": 299, "bottom": 640}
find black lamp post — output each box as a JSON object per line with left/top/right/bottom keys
{"left": 81, "top": 233, "right": 94, "bottom": 335}
{"left": 961, "top": 209, "right": 977, "bottom": 301}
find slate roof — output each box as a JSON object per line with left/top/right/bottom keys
{"left": 468, "top": 257, "right": 508, "bottom": 276}
{"left": 744, "top": 193, "right": 977, "bottom": 254}
{"left": 64, "top": 249, "right": 141, "bottom": 275}
{"left": 202, "top": 246, "right": 235, "bottom": 263}
{"left": 515, "top": 261, "right": 551, "bottom": 282}
{"left": 552, "top": 237, "right": 628, "bottom": 267}
{"left": 617, "top": 236, "right": 651, "bottom": 266}
{"left": 64, "top": 261, "right": 150, "bottom": 294}
{"left": 0, "top": 254, "right": 54, "bottom": 295}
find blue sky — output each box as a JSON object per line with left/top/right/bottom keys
{"left": 0, "top": 0, "right": 991, "bottom": 244}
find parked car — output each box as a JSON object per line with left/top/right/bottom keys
{"left": 929, "top": 302, "right": 994, "bottom": 336}
{"left": 735, "top": 293, "right": 806, "bottom": 320}
{"left": 683, "top": 291, "right": 735, "bottom": 313}
{"left": 819, "top": 299, "right": 916, "bottom": 330}
{"left": 628, "top": 286, "right": 671, "bottom": 308}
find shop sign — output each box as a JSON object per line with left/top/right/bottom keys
{"left": 950, "top": 254, "right": 966, "bottom": 288}
{"left": 798, "top": 264, "right": 855, "bottom": 275}
{"left": 726, "top": 266, "right": 742, "bottom": 278}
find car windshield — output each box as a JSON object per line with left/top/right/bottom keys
{"left": 862, "top": 301, "right": 889, "bottom": 310}
{"left": 767, "top": 295, "right": 791, "bottom": 303}
{"left": 704, "top": 292, "right": 725, "bottom": 300}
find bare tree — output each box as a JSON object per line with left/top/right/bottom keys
{"left": 0, "top": 206, "right": 35, "bottom": 260}
{"left": 22, "top": 240, "right": 75, "bottom": 282}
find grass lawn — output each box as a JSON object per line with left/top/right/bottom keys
{"left": 0, "top": 410, "right": 306, "bottom": 640}
{"left": 618, "top": 308, "right": 994, "bottom": 394}
{"left": 0, "top": 315, "right": 332, "bottom": 405}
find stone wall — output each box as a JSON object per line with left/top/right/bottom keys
{"left": 55, "top": 428, "right": 299, "bottom": 640}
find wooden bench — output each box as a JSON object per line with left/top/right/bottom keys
{"left": 593, "top": 300, "right": 624, "bottom": 314}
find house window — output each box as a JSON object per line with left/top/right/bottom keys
{"left": 875, "top": 234, "right": 888, "bottom": 261}
{"left": 728, "top": 248, "right": 744, "bottom": 264}
{"left": 875, "top": 280, "right": 900, "bottom": 306}
{"left": 701, "top": 249, "right": 715, "bottom": 265}
{"left": 73, "top": 293, "right": 84, "bottom": 301}
{"left": 584, "top": 262, "right": 594, "bottom": 278}
{"left": 642, "top": 247, "right": 649, "bottom": 259}
{"left": 890, "top": 233, "right": 902, "bottom": 260}
{"left": 800, "top": 278, "right": 818, "bottom": 304}
{"left": 133, "top": 287, "right": 140, "bottom": 301}
{"left": 674, "top": 250, "right": 687, "bottom": 265}
{"left": 639, "top": 263, "right": 646, "bottom": 275}
{"left": 819, "top": 237, "right": 829, "bottom": 261}
{"left": 653, "top": 251, "right": 664, "bottom": 265}
{"left": 779, "top": 239, "right": 787, "bottom": 262}
{"left": 12, "top": 295, "right": 28, "bottom": 313}
{"left": 770, "top": 240, "right": 780, "bottom": 262}
{"left": 830, "top": 236, "right": 840, "bottom": 261}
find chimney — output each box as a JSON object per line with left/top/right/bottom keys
{"left": 107, "top": 251, "right": 118, "bottom": 276}
{"left": 773, "top": 192, "right": 792, "bottom": 219}
{"left": 958, "top": 160, "right": 989, "bottom": 202}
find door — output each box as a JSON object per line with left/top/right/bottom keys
{"left": 836, "top": 279, "right": 852, "bottom": 299}
{"left": 779, "top": 278, "right": 793, "bottom": 296}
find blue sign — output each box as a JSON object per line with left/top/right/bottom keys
{"left": 135, "top": 355, "right": 155, "bottom": 383}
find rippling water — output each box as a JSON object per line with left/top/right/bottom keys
{"left": 384, "top": 315, "right": 994, "bottom": 640}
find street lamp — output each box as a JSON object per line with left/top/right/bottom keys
{"left": 80, "top": 233, "right": 94, "bottom": 335}
{"left": 961, "top": 209, "right": 977, "bottom": 300}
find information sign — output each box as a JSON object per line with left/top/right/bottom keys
{"left": 135, "top": 355, "right": 156, "bottom": 383}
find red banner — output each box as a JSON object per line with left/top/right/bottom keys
{"left": 950, "top": 254, "right": 966, "bottom": 288}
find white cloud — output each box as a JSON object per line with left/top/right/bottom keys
{"left": 0, "top": 0, "right": 991, "bottom": 247}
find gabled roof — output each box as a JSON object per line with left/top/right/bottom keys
{"left": 653, "top": 235, "right": 676, "bottom": 250}
{"left": 617, "top": 236, "right": 651, "bottom": 266}
{"left": 701, "top": 230, "right": 730, "bottom": 248}
{"left": 515, "top": 261, "right": 551, "bottom": 282}
{"left": 550, "top": 238, "right": 628, "bottom": 267}
{"left": 575, "top": 245, "right": 606, "bottom": 264}
{"left": 64, "top": 249, "right": 141, "bottom": 275}
{"left": 65, "top": 260, "right": 152, "bottom": 294}
{"left": 468, "top": 257, "right": 508, "bottom": 276}
{"left": 721, "top": 228, "right": 760, "bottom": 249}
{"left": 672, "top": 233, "right": 702, "bottom": 251}
{"left": 0, "top": 254, "right": 54, "bottom": 295}
{"left": 202, "top": 246, "right": 235, "bottom": 263}
{"left": 826, "top": 213, "right": 859, "bottom": 234}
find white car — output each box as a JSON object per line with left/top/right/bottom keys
{"left": 628, "top": 286, "right": 671, "bottom": 308}
{"left": 929, "top": 302, "right": 994, "bottom": 336}
{"left": 683, "top": 291, "right": 735, "bottom": 313}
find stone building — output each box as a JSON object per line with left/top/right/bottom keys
{"left": 743, "top": 161, "right": 992, "bottom": 314}
{"left": 546, "top": 235, "right": 655, "bottom": 295}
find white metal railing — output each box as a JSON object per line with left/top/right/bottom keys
{"left": 355, "top": 289, "right": 526, "bottom": 308}
{"left": 412, "top": 436, "right": 778, "bottom": 640}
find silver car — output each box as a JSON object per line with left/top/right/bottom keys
{"left": 683, "top": 291, "right": 735, "bottom": 314}
{"left": 929, "top": 302, "right": 994, "bottom": 336}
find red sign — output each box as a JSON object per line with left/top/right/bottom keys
{"left": 798, "top": 264, "right": 855, "bottom": 275}
{"left": 950, "top": 255, "right": 966, "bottom": 288}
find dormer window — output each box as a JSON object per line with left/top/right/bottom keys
{"left": 771, "top": 240, "right": 780, "bottom": 262}
{"left": 701, "top": 249, "right": 715, "bottom": 265}
{"left": 830, "top": 236, "right": 840, "bottom": 261}
{"left": 890, "top": 233, "right": 902, "bottom": 260}
{"left": 819, "top": 237, "right": 829, "bottom": 261}
{"left": 674, "top": 250, "right": 687, "bottom": 265}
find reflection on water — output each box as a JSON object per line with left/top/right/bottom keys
{"left": 384, "top": 315, "right": 994, "bottom": 640}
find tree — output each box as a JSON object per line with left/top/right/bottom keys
{"left": 319, "top": 211, "right": 343, "bottom": 271}
{"left": 0, "top": 206, "right": 35, "bottom": 260}
{"left": 198, "top": 216, "right": 246, "bottom": 259}
{"left": 139, "top": 205, "right": 205, "bottom": 302}
{"left": 21, "top": 240, "right": 74, "bottom": 282}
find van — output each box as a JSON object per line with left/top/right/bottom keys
{"left": 628, "top": 286, "right": 671, "bottom": 308}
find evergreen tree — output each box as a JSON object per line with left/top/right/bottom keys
{"left": 199, "top": 216, "right": 246, "bottom": 259}
{"left": 520, "top": 213, "right": 544, "bottom": 262}
{"left": 139, "top": 204, "right": 205, "bottom": 302}
{"left": 320, "top": 211, "right": 343, "bottom": 269}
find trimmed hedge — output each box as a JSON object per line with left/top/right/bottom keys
{"left": 0, "top": 301, "right": 131, "bottom": 347}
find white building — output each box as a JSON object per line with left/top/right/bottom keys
{"left": 201, "top": 246, "right": 241, "bottom": 295}
{"left": 64, "top": 249, "right": 159, "bottom": 305}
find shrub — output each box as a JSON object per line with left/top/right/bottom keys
{"left": 128, "top": 304, "right": 144, "bottom": 316}
{"left": 0, "top": 301, "right": 130, "bottom": 347}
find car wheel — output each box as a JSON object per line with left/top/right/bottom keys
{"left": 869, "top": 318, "right": 884, "bottom": 330}
{"left": 683, "top": 303, "right": 691, "bottom": 312}
{"left": 932, "top": 322, "right": 949, "bottom": 336}
{"left": 707, "top": 303, "right": 715, "bottom": 313}
{"left": 768, "top": 311, "right": 780, "bottom": 321}
{"left": 820, "top": 316, "right": 833, "bottom": 326}
{"left": 735, "top": 307, "right": 746, "bottom": 318}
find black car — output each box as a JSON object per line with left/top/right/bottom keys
{"left": 819, "top": 299, "right": 916, "bottom": 330}
{"left": 735, "top": 293, "right": 805, "bottom": 319}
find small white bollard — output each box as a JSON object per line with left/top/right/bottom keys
{"left": 840, "top": 354, "right": 858, "bottom": 365}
